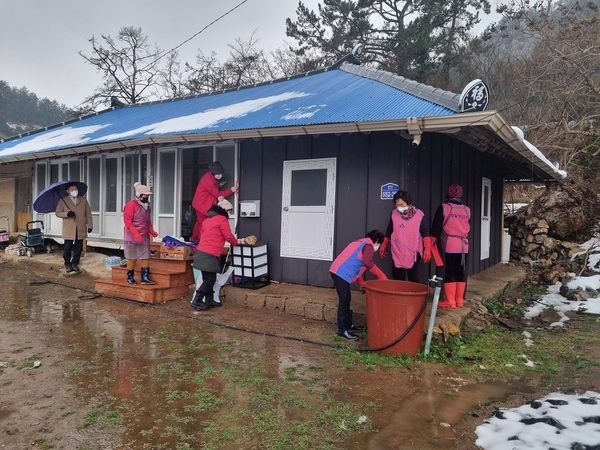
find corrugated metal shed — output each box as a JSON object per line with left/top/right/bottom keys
{"left": 0, "top": 62, "right": 457, "bottom": 160}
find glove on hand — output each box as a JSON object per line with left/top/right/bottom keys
{"left": 369, "top": 265, "right": 388, "bottom": 280}
{"left": 67, "top": 211, "right": 75, "bottom": 218}
{"left": 237, "top": 238, "right": 246, "bottom": 245}
{"left": 356, "top": 277, "right": 366, "bottom": 293}
{"left": 422, "top": 236, "right": 432, "bottom": 263}
{"left": 149, "top": 225, "right": 158, "bottom": 238}
{"left": 379, "top": 237, "right": 390, "bottom": 259}
{"left": 87, "top": 228, "right": 93, "bottom": 233}
{"left": 231, "top": 185, "right": 238, "bottom": 193}
{"left": 133, "top": 231, "right": 143, "bottom": 243}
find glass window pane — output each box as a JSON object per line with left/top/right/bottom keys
{"left": 291, "top": 169, "right": 327, "bottom": 206}
{"left": 216, "top": 144, "right": 235, "bottom": 193}
{"left": 50, "top": 164, "right": 59, "bottom": 184}
{"left": 88, "top": 158, "right": 100, "bottom": 211}
{"left": 36, "top": 164, "right": 46, "bottom": 195}
{"left": 124, "top": 154, "right": 139, "bottom": 201}
{"left": 69, "top": 160, "right": 81, "bottom": 181}
{"left": 105, "top": 158, "right": 118, "bottom": 212}
{"left": 159, "top": 152, "right": 175, "bottom": 214}
{"left": 483, "top": 185, "right": 490, "bottom": 215}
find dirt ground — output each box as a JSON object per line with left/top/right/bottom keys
{"left": 2, "top": 254, "right": 600, "bottom": 449}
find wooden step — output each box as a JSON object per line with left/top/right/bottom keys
{"left": 94, "top": 279, "right": 190, "bottom": 304}
{"left": 110, "top": 266, "right": 192, "bottom": 287}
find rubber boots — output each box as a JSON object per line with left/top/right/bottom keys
{"left": 140, "top": 267, "right": 156, "bottom": 285}
{"left": 348, "top": 310, "right": 364, "bottom": 331}
{"left": 207, "top": 291, "right": 221, "bottom": 308}
{"left": 126, "top": 270, "right": 137, "bottom": 285}
{"left": 438, "top": 282, "right": 457, "bottom": 308}
{"left": 337, "top": 315, "right": 358, "bottom": 340}
{"left": 455, "top": 282, "right": 467, "bottom": 308}
{"left": 191, "top": 291, "right": 209, "bottom": 310}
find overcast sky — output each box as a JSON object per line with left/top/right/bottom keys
{"left": 0, "top": 0, "right": 321, "bottom": 107}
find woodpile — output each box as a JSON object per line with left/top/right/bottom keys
{"left": 504, "top": 183, "right": 600, "bottom": 284}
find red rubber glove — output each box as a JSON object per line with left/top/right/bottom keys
{"left": 369, "top": 265, "right": 388, "bottom": 280}
{"left": 356, "top": 277, "right": 366, "bottom": 292}
{"left": 133, "top": 231, "right": 143, "bottom": 243}
{"left": 149, "top": 224, "right": 158, "bottom": 238}
{"left": 379, "top": 237, "right": 390, "bottom": 259}
{"left": 422, "top": 236, "right": 432, "bottom": 263}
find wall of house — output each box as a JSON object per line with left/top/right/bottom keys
{"left": 237, "top": 130, "right": 507, "bottom": 288}
{"left": 0, "top": 161, "right": 34, "bottom": 232}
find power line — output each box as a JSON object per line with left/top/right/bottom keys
{"left": 143, "top": 0, "right": 250, "bottom": 71}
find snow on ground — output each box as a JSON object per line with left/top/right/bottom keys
{"left": 475, "top": 235, "right": 600, "bottom": 449}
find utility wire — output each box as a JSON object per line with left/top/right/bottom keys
{"left": 142, "top": 0, "right": 250, "bottom": 71}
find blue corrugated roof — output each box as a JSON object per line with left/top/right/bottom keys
{"left": 0, "top": 63, "right": 459, "bottom": 160}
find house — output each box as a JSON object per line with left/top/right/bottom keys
{"left": 0, "top": 47, "right": 565, "bottom": 287}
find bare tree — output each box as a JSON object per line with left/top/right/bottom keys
{"left": 78, "top": 26, "right": 176, "bottom": 109}
{"left": 486, "top": 0, "right": 600, "bottom": 187}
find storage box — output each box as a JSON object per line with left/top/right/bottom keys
{"left": 159, "top": 244, "right": 194, "bottom": 260}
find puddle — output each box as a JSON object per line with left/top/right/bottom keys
{"left": 0, "top": 263, "right": 520, "bottom": 449}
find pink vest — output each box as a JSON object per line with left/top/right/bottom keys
{"left": 390, "top": 209, "right": 424, "bottom": 269}
{"left": 329, "top": 238, "right": 370, "bottom": 283}
{"left": 440, "top": 203, "right": 470, "bottom": 253}
{"left": 123, "top": 202, "right": 151, "bottom": 242}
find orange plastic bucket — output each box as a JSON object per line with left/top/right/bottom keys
{"left": 364, "top": 280, "right": 428, "bottom": 356}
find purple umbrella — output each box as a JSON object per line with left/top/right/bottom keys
{"left": 33, "top": 180, "right": 88, "bottom": 214}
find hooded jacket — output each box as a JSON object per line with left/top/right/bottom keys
{"left": 196, "top": 206, "right": 238, "bottom": 256}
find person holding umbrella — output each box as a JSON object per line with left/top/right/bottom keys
{"left": 55, "top": 183, "right": 93, "bottom": 273}
{"left": 123, "top": 182, "right": 159, "bottom": 285}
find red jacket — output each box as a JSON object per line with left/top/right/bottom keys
{"left": 192, "top": 171, "right": 233, "bottom": 218}
{"left": 196, "top": 206, "right": 238, "bottom": 256}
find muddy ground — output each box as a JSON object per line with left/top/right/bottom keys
{"left": 2, "top": 257, "right": 600, "bottom": 449}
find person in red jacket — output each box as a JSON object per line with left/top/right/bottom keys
{"left": 330, "top": 230, "right": 388, "bottom": 340}
{"left": 191, "top": 161, "right": 238, "bottom": 242}
{"left": 191, "top": 200, "right": 244, "bottom": 310}
{"left": 123, "top": 182, "right": 159, "bottom": 285}
{"left": 430, "top": 184, "right": 471, "bottom": 308}
{"left": 379, "top": 190, "right": 432, "bottom": 283}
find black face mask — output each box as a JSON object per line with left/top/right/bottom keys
{"left": 139, "top": 197, "right": 149, "bottom": 204}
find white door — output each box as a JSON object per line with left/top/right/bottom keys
{"left": 480, "top": 177, "right": 491, "bottom": 260}
{"left": 280, "top": 158, "right": 336, "bottom": 261}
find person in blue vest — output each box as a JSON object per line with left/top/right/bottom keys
{"left": 430, "top": 184, "right": 471, "bottom": 308}
{"left": 378, "top": 190, "right": 432, "bottom": 283}
{"left": 330, "top": 230, "right": 388, "bottom": 340}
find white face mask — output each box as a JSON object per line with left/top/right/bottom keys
{"left": 373, "top": 244, "right": 380, "bottom": 252}
{"left": 214, "top": 174, "right": 223, "bottom": 180}
{"left": 397, "top": 206, "right": 408, "bottom": 212}
{"left": 70, "top": 190, "right": 78, "bottom": 198}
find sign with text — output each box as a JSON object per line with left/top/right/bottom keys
{"left": 380, "top": 182, "right": 399, "bottom": 200}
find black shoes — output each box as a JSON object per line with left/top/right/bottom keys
{"left": 71, "top": 264, "right": 80, "bottom": 272}
{"left": 348, "top": 324, "right": 365, "bottom": 332}
{"left": 64, "top": 263, "right": 73, "bottom": 273}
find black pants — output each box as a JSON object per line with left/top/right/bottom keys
{"left": 331, "top": 272, "right": 352, "bottom": 333}
{"left": 63, "top": 239, "right": 83, "bottom": 265}
{"left": 200, "top": 271, "right": 217, "bottom": 294}
{"left": 444, "top": 253, "right": 467, "bottom": 283}
{"left": 392, "top": 265, "right": 420, "bottom": 283}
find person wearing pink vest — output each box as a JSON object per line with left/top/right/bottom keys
{"left": 123, "top": 182, "right": 159, "bottom": 285}
{"left": 430, "top": 184, "right": 471, "bottom": 308}
{"left": 379, "top": 190, "right": 432, "bottom": 283}
{"left": 330, "top": 230, "right": 387, "bottom": 340}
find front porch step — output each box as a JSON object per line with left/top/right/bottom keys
{"left": 95, "top": 279, "right": 190, "bottom": 304}
{"left": 110, "top": 266, "right": 192, "bottom": 287}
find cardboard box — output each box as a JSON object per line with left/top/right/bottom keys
{"left": 159, "top": 244, "right": 194, "bottom": 260}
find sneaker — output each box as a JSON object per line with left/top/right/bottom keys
{"left": 64, "top": 263, "right": 73, "bottom": 273}
{"left": 338, "top": 330, "right": 359, "bottom": 340}
{"left": 349, "top": 324, "right": 365, "bottom": 332}
{"left": 71, "top": 264, "right": 80, "bottom": 272}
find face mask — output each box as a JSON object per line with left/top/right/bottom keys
{"left": 70, "top": 190, "right": 78, "bottom": 198}
{"left": 214, "top": 174, "right": 223, "bottom": 180}
{"left": 139, "top": 197, "right": 149, "bottom": 204}
{"left": 373, "top": 244, "right": 380, "bottom": 252}
{"left": 397, "top": 206, "right": 409, "bottom": 212}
